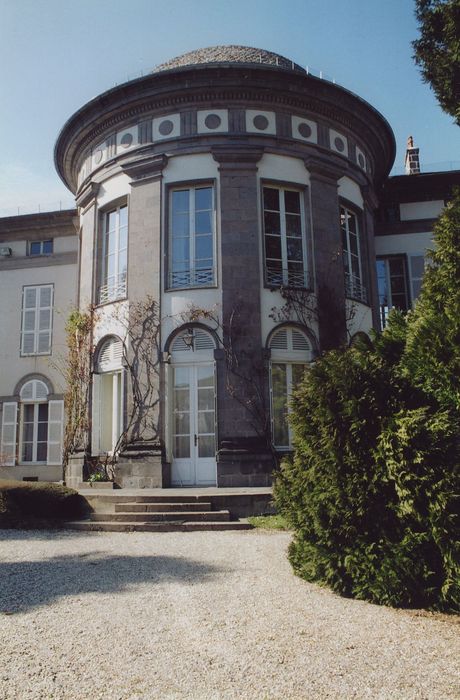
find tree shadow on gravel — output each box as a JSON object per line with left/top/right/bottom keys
{"left": 0, "top": 551, "right": 224, "bottom": 614}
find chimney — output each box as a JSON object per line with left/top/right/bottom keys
{"left": 405, "top": 135, "right": 420, "bottom": 174}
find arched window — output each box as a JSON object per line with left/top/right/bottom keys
{"left": 269, "top": 326, "right": 312, "bottom": 449}
{"left": 19, "top": 380, "right": 49, "bottom": 463}
{"left": 0, "top": 377, "right": 64, "bottom": 466}
{"left": 92, "top": 336, "right": 124, "bottom": 455}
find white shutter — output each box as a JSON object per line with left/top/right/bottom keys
{"left": 91, "top": 374, "right": 101, "bottom": 455}
{"left": 21, "top": 285, "right": 53, "bottom": 355}
{"left": 21, "top": 287, "right": 37, "bottom": 355}
{"left": 47, "top": 400, "right": 64, "bottom": 465}
{"left": 1, "top": 402, "right": 18, "bottom": 466}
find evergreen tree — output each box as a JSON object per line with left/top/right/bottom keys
{"left": 413, "top": 0, "right": 460, "bottom": 125}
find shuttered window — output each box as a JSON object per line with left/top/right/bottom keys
{"left": 269, "top": 327, "right": 312, "bottom": 449}
{"left": 20, "top": 285, "right": 53, "bottom": 355}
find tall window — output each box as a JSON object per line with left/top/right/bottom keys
{"left": 263, "top": 186, "right": 308, "bottom": 287}
{"left": 21, "top": 284, "right": 53, "bottom": 355}
{"left": 169, "top": 185, "right": 215, "bottom": 289}
{"left": 376, "top": 256, "right": 409, "bottom": 328}
{"left": 269, "top": 326, "right": 312, "bottom": 449}
{"left": 0, "top": 379, "right": 64, "bottom": 466}
{"left": 340, "top": 205, "right": 366, "bottom": 303}
{"left": 99, "top": 204, "right": 128, "bottom": 304}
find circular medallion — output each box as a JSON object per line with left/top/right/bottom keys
{"left": 204, "top": 113, "right": 222, "bottom": 129}
{"left": 298, "top": 122, "right": 312, "bottom": 139}
{"left": 358, "top": 153, "right": 365, "bottom": 168}
{"left": 253, "top": 114, "right": 269, "bottom": 130}
{"left": 94, "top": 149, "right": 103, "bottom": 164}
{"left": 120, "top": 132, "right": 133, "bottom": 148}
{"left": 159, "top": 119, "right": 174, "bottom": 136}
{"left": 334, "top": 137, "right": 345, "bottom": 152}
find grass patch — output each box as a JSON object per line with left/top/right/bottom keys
{"left": 248, "top": 514, "right": 290, "bottom": 530}
{"left": 0, "top": 479, "right": 87, "bottom": 529}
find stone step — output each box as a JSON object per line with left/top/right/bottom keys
{"left": 65, "top": 520, "right": 253, "bottom": 533}
{"left": 89, "top": 510, "right": 230, "bottom": 523}
{"left": 114, "top": 502, "right": 212, "bottom": 513}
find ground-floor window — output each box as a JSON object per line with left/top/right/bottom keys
{"left": 0, "top": 378, "right": 64, "bottom": 466}
{"left": 92, "top": 336, "right": 125, "bottom": 455}
{"left": 269, "top": 326, "right": 312, "bottom": 449}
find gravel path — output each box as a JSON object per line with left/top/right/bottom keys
{"left": 0, "top": 529, "right": 458, "bottom": 700}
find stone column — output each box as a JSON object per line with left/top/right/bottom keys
{"left": 362, "top": 186, "right": 381, "bottom": 331}
{"left": 113, "top": 154, "right": 167, "bottom": 487}
{"left": 212, "top": 146, "right": 273, "bottom": 487}
{"left": 306, "top": 156, "right": 348, "bottom": 350}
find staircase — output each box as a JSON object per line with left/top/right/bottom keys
{"left": 66, "top": 494, "right": 253, "bottom": 532}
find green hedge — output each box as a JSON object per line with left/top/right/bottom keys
{"left": 0, "top": 480, "right": 86, "bottom": 528}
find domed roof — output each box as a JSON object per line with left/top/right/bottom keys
{"left": 154, "top": 45, "right": 306, "bottom": 74}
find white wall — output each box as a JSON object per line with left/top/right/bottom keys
{"left": 400, "top": 200, "right": 444, "bottom": 221}
{"left": 0, "top": 261, "right": 77, "bottom": 399}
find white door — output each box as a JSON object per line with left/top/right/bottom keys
{"left": 99, "top": 371, "right": 123, "bottom": 454}
{"left": 171, "top": 364, "right": 216, "bottom": 486}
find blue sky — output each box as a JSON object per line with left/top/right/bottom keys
{"left": 1, "top": 0, "right": 459, "bottom": 215}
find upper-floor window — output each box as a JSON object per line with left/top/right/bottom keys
{"left": 99, "top": 204, "right": 128, "bottom": 304}
{"left": 263, "top": 186, "right": 308, "bottom": 287}
{"left": 29, "top": 240, "right": 53, "bottom": 256}
{"left": 340, "top": 205, "right": 367, "bottom": 303}
{"left": 20, "top": 284, "right": 53, "bottom": 355}
{"left": 376, "top": 256, "right": 410, "bottom": 328}
{"left": 168, "top": 185, "right": 215, "bottom": 289}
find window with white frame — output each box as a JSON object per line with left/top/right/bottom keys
{"left": 169, "top": 185, "right": 215, "bottom": 289}
{"left": 409, "top": 254, "right": 425, "bottom": 302}
{"left": 20, "top": 284, "right": 53, "bottom": 355}
{"left": 263, "top": 186, "right": 308, "bottom": 287}
{"left": 269, "top": 326, "right": 312, "bottom": 449}
{"left": 340, "top": 205, "right": 367, "bottom": 303}
{"left": 99, "top": 204, "right": 128, "bottom": 304}
{"left": 29, "top": 239, "right": 53, "bottom": 256}
{"left": 0, "top": 379, "right": 64, "bottom": 466}
{"left": 376, "top": 256, "right": 410, "bottom": 328}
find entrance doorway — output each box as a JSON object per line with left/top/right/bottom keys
{"left": 169, "top": 328, "right": 217, "bottom": 486}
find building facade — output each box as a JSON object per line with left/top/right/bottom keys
{"left": 1, "top": 46, "right": 458, "bottom": 487}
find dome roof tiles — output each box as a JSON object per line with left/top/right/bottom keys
{"left": 153, "top": 45, "right": 306, "bottom": 74}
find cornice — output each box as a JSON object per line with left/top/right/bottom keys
{"left": 75, "top": 181, "right": 100, "bottom": 210}
{"left": 120, "top": 153, "right": 168, "bottom": 183}
{"left": 305, "top": 154, "right": 347, "bottom": 184}
{"left": 55, "top": 67, "right": 395, "bottom": 191}
{"left": 212, "top": 145, "right": 264, "bottom": 168}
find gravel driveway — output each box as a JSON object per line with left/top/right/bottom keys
{"left": 0, "top": 528, "right": 458, "bottom": 700}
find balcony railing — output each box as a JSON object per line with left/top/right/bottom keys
{"left": 266, "top": 266, "right": 311, "bottom": 289}
{"left": 169, "top": 268, "right": 214, "bottom": 289}
{"left": 98, "top": 276, "right": 127, "bottom": 305}
{"left": 345, "top": 273, "right": 367, "bottom": 303}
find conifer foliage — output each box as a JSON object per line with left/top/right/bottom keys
{"left": 274, "top": 198, "right": 460, "bottom": 611}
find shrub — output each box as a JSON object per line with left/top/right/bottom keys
{"left": 0, "top": 480, "right": 87, "bottom": 528}
{"left": 274, "top": 312, "right": 460, "bottom": 611}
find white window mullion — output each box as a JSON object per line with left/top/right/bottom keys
{"left": 32, "top": 404, "right": 39, "bottom": 462}
{"left": 279, "top": 191, "right": 288, "bottom": 285}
